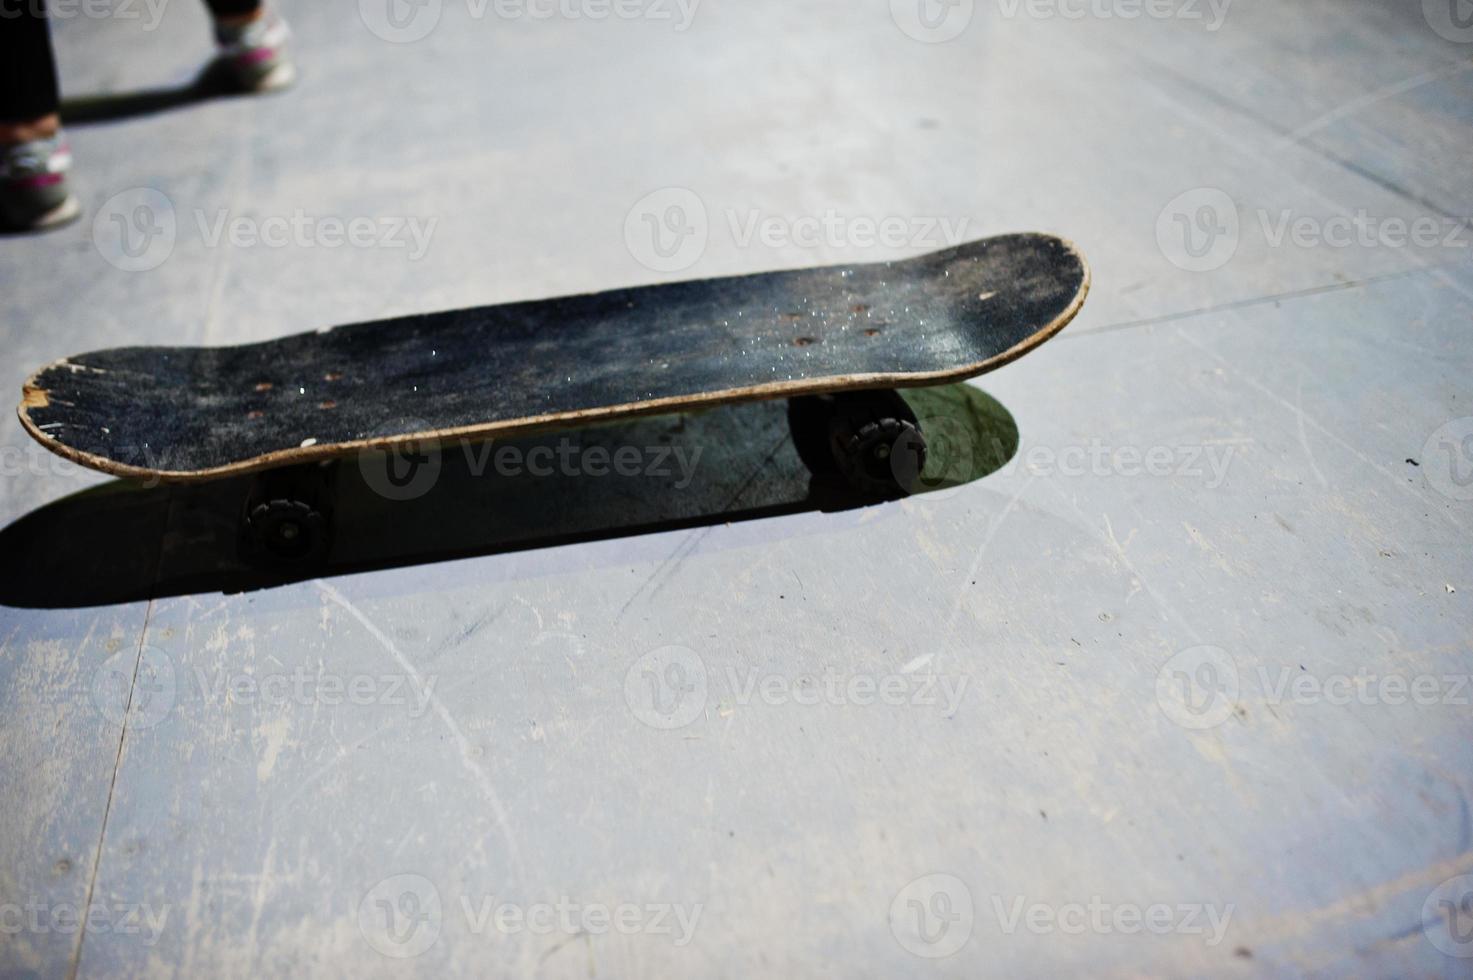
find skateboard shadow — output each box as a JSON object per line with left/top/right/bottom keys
{"left": 0, "top": 384, "right": 1019, "bottom": 609}
{"left": 59, "top": 61, "right": 263, "bottom": 126}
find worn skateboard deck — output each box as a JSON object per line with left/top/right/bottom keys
{"left": 20, "top": 233, "right": 1088, "bottom": 482}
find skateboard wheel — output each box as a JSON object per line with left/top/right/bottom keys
{"left": 789, "top": 390, "right": 927, "bottom": 497}
{"left": 828, "top": 390, "right": 927, "bottom": 497}
{"left": 246, "top": 498, "right": 330, "bottom": 562}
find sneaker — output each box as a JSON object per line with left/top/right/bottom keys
{"left": 0, "top": 133, "right": 80, "bottom": 233}
{"left": 214, "top": 7, "right": 296, "bottom": 93}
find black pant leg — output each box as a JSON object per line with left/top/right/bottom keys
{"left": 0, "top": 0, "right": 62, "bottom": 124}
{"left": 203, "top": 0, "right": 262, "bottom": 19}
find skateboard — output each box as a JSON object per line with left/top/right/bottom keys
{"left": 19, "top": 232, "right": 1089, "bottom": 560}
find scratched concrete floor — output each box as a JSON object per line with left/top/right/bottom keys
{"left": 1, "top": 0, "right": 1471, "bottom": 976}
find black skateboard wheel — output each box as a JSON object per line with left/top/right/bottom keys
{"left": 245, "top": 498, "right": 330, "bottom": 563}
{"left": 239, "top": 462, "right": 336, "bottom": 564}
{"left": 788, "top": 390, "right": 927, "bottom": 498}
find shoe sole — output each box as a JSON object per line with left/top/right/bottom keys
{"left": 2, "top": 193, "right": 81, "bottom": 233}
{"left": 256, "top": 61, "right": 297, "bottom": 92}
{"left": 236, "top": 60, "right": 297, "bottom": 94}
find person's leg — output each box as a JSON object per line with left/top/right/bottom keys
{"left": 203, "top": 0, "right": 296, "bottom": 92}
{"left": 204, "top": 0, "right": 266, "bottom": 20}
{"left": 0, "top": 4, "right": 79, "bottom": 231}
